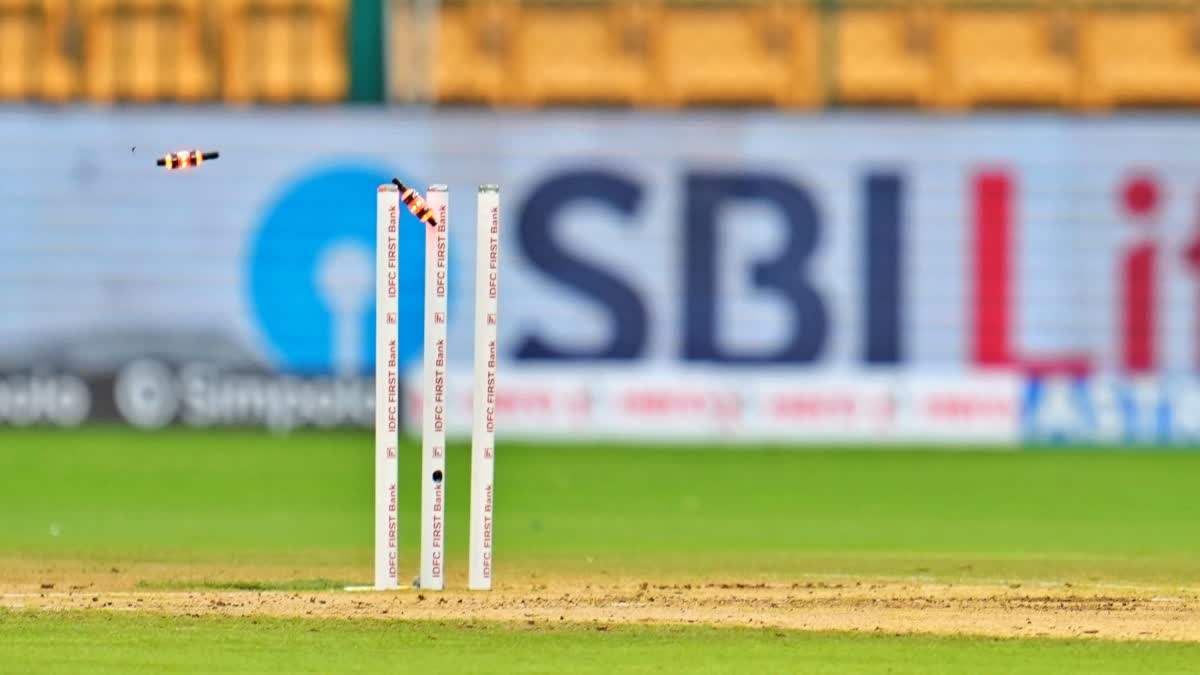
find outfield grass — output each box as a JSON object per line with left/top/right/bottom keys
{"left": 2, "top": 427, "right": 1199, "bottom": 584}
{"left": 3, "top": 610, "right": 1199, "bottom": 675}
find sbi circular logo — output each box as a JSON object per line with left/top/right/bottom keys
{"left": 248, "top": 164, "right": 438, "bottom": 375}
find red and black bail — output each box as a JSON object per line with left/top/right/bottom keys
{"left": 392, "top": 178, "right": 439, "bottom": 228}
{"left": 158, "top": 150, "right": 220, "bottom": 170}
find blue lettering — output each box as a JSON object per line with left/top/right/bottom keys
{"left": 864, "top": 173, "right": 903, "bottom": 364}
{"left": 683, "top": 172, "right": 828, "bottom": 363}
{"left": 514, "top": 170, "right": 648, "bottom": 360}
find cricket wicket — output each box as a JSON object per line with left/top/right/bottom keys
{"left": 370, "top": 182, "right": 500, "bottom": 592}
{"left": 373, "top": 184, "right": 401, "bottom": 591}
{"left": 420, "top": 185, "right": 449, "bottom": 592}
{"left": 470, "top": 185, "right": 500, "bottom": 591}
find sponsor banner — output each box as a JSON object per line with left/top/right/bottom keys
{"left": 1021, "top": 375, "right": 1200, "bottom": 445}
{"left": 0, "top": 371, "right": 91, "bottom": 427}
{"left": 403, "top": 367, "right": 592, "bottom": 438}
{"left": 0, "top": 363, "right": 373, "bottom": 431}
{"left": 1, "top": 108, "right": 1198, "bottom": 442}
{"left": 596, "top": 373, "right": 746, "bottom": 441}
{"left": 745, "top": 376, "right": 894, "bottom": 442}
{"left": 900, "top": 374, "right": 1021, "bottom": 442}
{"left": 0, "top": 359, "right": 1023, "bottom": 443}
{"left": 402, "top": 368, "right": 1021, "bottom": 443}
{"left": 4, "top": 110, "right": 1200, "bottom": 379}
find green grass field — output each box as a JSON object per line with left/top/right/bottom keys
{"left": 3, "top": 427, "right": 1199, "bottom": 582}
{"left": 4, "top": 610, "right": 1200, "bottom": 675}
{"left": 2, "top": 427, "right": 1199, "bottom": 673}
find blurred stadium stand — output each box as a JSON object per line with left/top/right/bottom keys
{"left": 0, "top": 0, "right": 74, "bottom": 101}
{"left": 428, "top": 0, "right": 513, "bottom": 105}
{"left": 81, "top": 0, "right": 215, "bottom": 102}
{"left": 1079, "top": 6, "right": 1200, "bottom": 109}
{"left": 3, "top": 0, "right": 1200, "bottom": 108}
{"left": 223, "top": 0, "right": 349, "bottom": 103}
{"left": 654, "top": 1, "right": 819, "bottom": 107}
{"left": 833, "top": 4, "right": 937, "bottom": 107}
{"left": 509, "top": 0, "right": 657, "bottom": 106}
{"left": 937, "top": 5, "right": 1078, "bottom": 109}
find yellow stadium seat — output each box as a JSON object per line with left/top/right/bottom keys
{"left": 0, "top": 0, "right": 74, "bottom": 101}
{"left": 222, "top": 0, "right": 348, "bottom": 104}
{"left": 938, "top": 8, "right": 1078, "bottom": 109}
{"left": 835, "top": 6, "right": 937, "bottom": 106}
{"left": 655, "top": 2, "right": 820, "bottom": 108}
{"left": 432, "top": 1, "right": 514, "bottom": 104}
{"left": 385, "top": 0, "right": 435, "bottom": 101}
{"left": 1080, "top": 9, "right": 1200, "bottom": 109}
{"left": 510, "top": 2, "right": 656, "bottom": 106}
{"left": 81, "top": 0, "right": 215, "bottom": 102}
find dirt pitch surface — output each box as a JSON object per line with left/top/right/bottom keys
{"left": 2, "top": 561, "right": 1199, "bottom": 642}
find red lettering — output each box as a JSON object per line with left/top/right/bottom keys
{"left": 925, "top": 396, "right": 1012, "bottom": 418}
{"left": 1119, "top": 173, "right": 1161, "bottom": 373}
{"left": 771, "top": 396, "right": 856, "bottom": 418}
{"left": 623, "top": 391, "right": 739, "bottom": 418}
{"left": 1185, "top": 199, "right": 1200, "bottom": 367}
{"left": 971, "top": 170, "right": 1091, "bottom": 375}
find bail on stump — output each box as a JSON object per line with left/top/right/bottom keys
{"left": 391, "top": 178, "right": 440, "bottom": 228}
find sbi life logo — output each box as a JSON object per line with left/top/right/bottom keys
{"left": 248, "top": 164, "right": 442, "bottom": 375}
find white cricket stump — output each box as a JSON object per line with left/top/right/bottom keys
{"left": 469, "top": 185, "right": 500, "bottom": 591}
{"left": 363, "top": 184, "right": 400, "bottom": 591}
{"left": 420, "top": 185, "right": 449, "bottom": 591}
